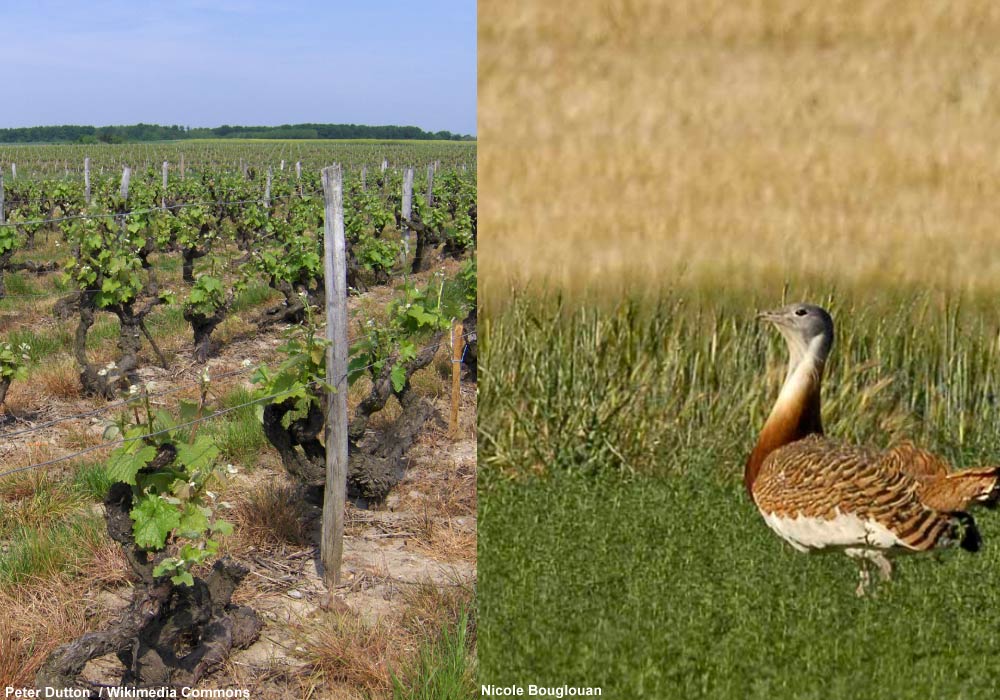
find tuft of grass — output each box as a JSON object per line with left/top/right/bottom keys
{"left": 30, "top": 354, "right": 81, "bottom": 399}
{"left": 8, "top": 327, "right": 71, "bottom": 362}
{"left": 299, "top": 609, "right": 398, "bottom": 696}
{"left": 233, "top": 481, "right": 312, "bottom": 548}
{"left": 71, "top": 461, "right": 114, "bottom": 501}
{"left": 0, "top": 515, "right": 105, "bottom": 585}
{"left": 392, "top": 608, "right": 475, "bottom": 700}
{"left": 232, "top": 282, "right": 280, "bottom": 312}
{"left": 0, "top": 471, "right": 86, "bottom": 537}
{"left": 2, "top": 273, "right": 38, "bottom": 297}
{"left": 209, "top": 386, "right": 267, "bottom": 466}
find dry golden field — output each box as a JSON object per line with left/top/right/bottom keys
{"left": 480, "top": 0, "right": 1000, "bottom": 303}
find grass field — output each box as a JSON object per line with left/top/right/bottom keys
{"left": 479, "top": 1, "right": 1000, "bottom": 696}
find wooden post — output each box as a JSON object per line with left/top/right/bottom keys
{"left": 320, "top": 164, "right": 348, "bottom": 589}
{"left": 450, "top": 321, "right": 465, "bottom": 436}
{"left": 381, "top": 158, "right": 388, "bottom": 174}
{"left": 295, "top": 161, "right": 302, "bottom": 194}
{"left": 0, "top": 173, "right": 5, "bottom": 225}
{"left": 84, "top": 157, "right": 91, "bottom": 206}
{"left": 280, "top": 159, "right": 285, "bottom": 171}
{"left": 161, "top": 161, "right": 169, "bottom": 209}
{"left": 120, "top": 166, "right": 131, "bottom": 201}
{"left": 361, "top": 165, "right": 367, "bottom": 192}
{"left": 180, "top": 153, "right": 185, "bottom": 180}
{"left": 10, "top": 164, "right": 15, "bottom": 180}
{"left": 426, "top": 163, "right": 434, "bottom": 206}
{"left": 401, "top": 167, "right": 414, "bottom": 262}
{"left": 264, "top": 166, "right": 272, "bottom": 208}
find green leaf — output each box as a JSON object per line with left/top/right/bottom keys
{"left": 390, "top": 363, "right": 407, "bottom": 393}
{"left": 106, "top": 444, "right": 157, "bottom": 485}
{"left": 177, "top": 502, "right": 210, "bottom": 538}
{"left": 213, "top": 519, "right": 234, "bottom": 537}
{"left": 171, "top": 571, "right": 195, "bottom": 587}
{"left": 176, "top": 435, "right": 219, "bottom": 473}
{"left": 153, "top": 557, "right": 179, "bottom": 577}
{"left": 130, "top": 494, "right": 181, "bottom": 550}
{"left": 178, "top": 399, "right": 200, "bottom": 424}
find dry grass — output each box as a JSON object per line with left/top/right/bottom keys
{"left": 232, "top": 480, "right": 313, "bottom": 549}
{"left": 480, "top": 0, "right": 1000, "bottom": 302}
{"left": 0, "top": 579, "right": 107, "bottom": 687}
{"left": 296, "top": 580, "right": 475, "bottom": 698}
{"left": 31, "top": 355, "right": 81, "bottom": 400}
{"left": 297, "top": 609, "right": 402, "bottom": 696}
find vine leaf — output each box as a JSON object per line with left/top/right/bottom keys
{"left": 131, "top": 493, "right": 182, "bottom": 549}
{"left": 106, "top": 445, "right": 157, "bottom": 485}
{"left": 177, "top": 436, "right": 219, "bottom": 473}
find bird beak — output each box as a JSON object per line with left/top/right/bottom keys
{"left": 757, "top": 309, "right": 787, "bottom": 326}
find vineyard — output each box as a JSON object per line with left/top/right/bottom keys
{"left": 0, "top": 140, "right": 477, "bottom": 697}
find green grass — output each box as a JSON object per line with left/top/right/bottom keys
{"left": 2, "top": 272, "right": 38, "bottom": 297}
{"left": 393, "top": 609, "right": 476, "bottom": 700}
{"left": 480, "top": 470, "right": 1000, "bottom": 699}
{"left": 208, "top": 386, "right": 267, "bottom": 467}
{"left": 71, "top": 462, "right": 114, "bottom": 501}
{"left": 8, "top": 327, "right": 72, "bottom": 362}
{"left": 0, "top": 515, "right": 105, "bottom": 584}
{"left": 232, "top": 282, "right": 280, "bottom": 312}
{"left": 480, "top": 290, "right": 1000, "bottom": 699}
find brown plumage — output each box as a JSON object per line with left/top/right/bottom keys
{"left": 747, "top": 303, "right": 1000, "bottom": 595}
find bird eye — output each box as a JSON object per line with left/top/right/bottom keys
{"left": 795, "top": 308, "right": 808, "bottom": 316}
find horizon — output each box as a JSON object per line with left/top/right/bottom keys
{"left": 0, "top": 1, "right": 477, "bottom": 135}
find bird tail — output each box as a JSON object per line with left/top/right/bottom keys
{"left": 920, "top": 466, "right": 1000, "bottom": 513}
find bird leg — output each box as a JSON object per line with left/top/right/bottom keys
{"left": 848, "top": 548, "right": 891, "bottom": 596}
{"left": 854, "top": 557, "right": 871, "bottom": 597}
{"left": 871, "top": 551, "right": 893, "bottom": 582}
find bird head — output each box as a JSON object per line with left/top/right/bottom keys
{"left": 758, "top": 303, "right": 835, "bottom": 367}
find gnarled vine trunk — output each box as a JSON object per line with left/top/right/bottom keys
{"left": 35, "top": 446, "right": 262, "bottom": 693}
{"left": 262, "top": 332, "right": 444, "bottom": 505}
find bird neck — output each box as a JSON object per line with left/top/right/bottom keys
{"left": 744, "top": 339, "right": 826, "bottom": 500}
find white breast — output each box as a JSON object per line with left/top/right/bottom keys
{"left": 761, "top": 508, "right": 906, "bottom": 552}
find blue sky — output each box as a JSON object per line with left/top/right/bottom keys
{"left": 0, "top": 1, "right": 476, "bottom": 134}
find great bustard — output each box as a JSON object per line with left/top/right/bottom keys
{"left": 746, "top": 303, "right": 1000, "bottom": 595}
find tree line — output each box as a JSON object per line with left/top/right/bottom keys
{"left": 0, "top": 123, "right": 475, "bottom": 144}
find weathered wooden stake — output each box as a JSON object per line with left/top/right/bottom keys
{"left": 426, "top": 163, "right": 435, "bottom": 206}
{"left": 161, "top": 161, "right": 169, "bottom": 209}
{"left": 84, "top": 157, "right": 91, "bottom": 205}
{"left": 120, "top": 166, "right": 131, "bottom": 201}
{"left": 280, "top": 159, "right": 285, "bottom": 171}
{"left": 361, "top": 164, "right": 367, "bottom": 192}
{"left": 180, "top": 153, "right": 185, "bottom": 180}
{"left": 450, "top": 321, "right": 465, "bottom": 436}
{"left": 0, "top": 173, "right": 5, "bottom": 225}
{"left": 10, "top": 164, "right": 15, "bottom": 180}
{"left": 264, "top": 166, "right": 272, "bottom": 208}
{"left": 401, "top": 167, "right": 414, "bottom": 261}
{"left": 320, "top": 164, "right": 348, "bottom": 589}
